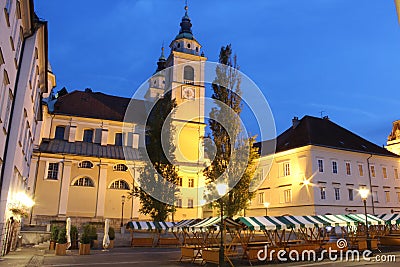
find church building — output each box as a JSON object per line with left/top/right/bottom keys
{"left": 29, "top": 5, "right": 207, "bottom": 227}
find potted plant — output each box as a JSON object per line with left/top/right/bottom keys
{"left": 108, "top": 227, "right": 115, "bottom": 249}
{"left": 55, "top": 228, "right": 67, "bottom": 256}
{"left": 79, "top": 225, "right": 91, "bottom": 255}
{"left": 70, "top": 225, "right": 79, "bottom": 249}
{"left": 89, "top": 225, "right": 98, "bottom": 249}
{"left": 49, "top": 225, "right": 59, "bottom": 250}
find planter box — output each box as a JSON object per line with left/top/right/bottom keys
{"left": 79, "top": 243, "right": 90, "bottom": 255}
{"left": 91, "top": 240, "right": 99, "bottom": 249}
{"left": 55, "top": 243, "right": 67, "bottom": 256}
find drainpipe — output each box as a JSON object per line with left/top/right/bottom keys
{"left": 366, "top": 154, "right": 375, "bottom": 215}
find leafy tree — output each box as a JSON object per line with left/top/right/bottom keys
{"left": 131, "top": 91, "right": 180, "bottom": 222}
{"left": 204, "top": 44, "right": 259, "bottom": 217}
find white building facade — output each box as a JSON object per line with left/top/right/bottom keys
{"left": 248, "top": 116, "right": 400, "bottom": 217}
{"left": 0, "top": 0, "right": 54, "bottom": 254}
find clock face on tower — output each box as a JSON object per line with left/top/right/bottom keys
{"left": 182, "top": 87, "right": 195, "bottom": 100}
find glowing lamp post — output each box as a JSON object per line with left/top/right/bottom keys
{"left": 121, "top": 195, "right": 126, "bottom": 227}
{"left": 359, "top": 188, "right": 371, "bottom": 250}
{"left": 263, "top": 202, "right": 270, "bottom": 216}
{"left": 216, "top": 183, "right": 228, "bottom": 267}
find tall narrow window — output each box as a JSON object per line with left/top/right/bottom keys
{"left": 348, "top": 189, "right": 354, "bottom": 201}
{"left": 283, "top": 162, "right": 290, "bottom": 176}
{"left": 55, "top": 126, "right": 65, "bottom": 140}
{"left": 397, "top": 192, "right": 400, "bottom": 203}
{"left": 334, "top": 188, "right": 340, "bottom": 200}
{"left": 332, "top": 161, "right": 338, "bottom": 174}
{"left": 3, "top": 90, "right": 13, "bottom": 131}
{"left": 115, "top": 133, "right": 123, "bottom": 146}
{"left": 188, "top": 178, "right": 194, "bottom": 188}
{"left": 358, "top": 164, "right": 364, "bottom": 177}
{"left": 187, "top": 199, "right": 194, "bottom": 208}
{"left": 385, "top": 191, "right": 391, "bottom": 203}
{"left": 395, "top": 169, "right": 399, "bottom": 180}
{"left": 258, "top": 192, "right": 264, "bottom": 204}
{"left": 320, "top": 187, "right": 326, "bottom": 200}
{"left": 47, "top": 163, "right": 59, "bottom": 180}
{"left": 373, "top": 190, "right": 378, "bottom": 202}
{"left": 382, "top": 167, "right": 388, "bottom": 179}
{"left": 370, "top": 165, "right": 376, "bottom": 177}
{"left": 83, "top": 129, "right": 94, "bottom": 143}
{"left": 284, "top": 189, "right": 292, "bottom": 203}
{"left": 345, "top": 162, "right": 351, "bottom": 175}
{"left": 317, "top": 159, "right": 324, "bottom": 173}
{"left": 178, "top": 177, "right": 183, "bottom": 187}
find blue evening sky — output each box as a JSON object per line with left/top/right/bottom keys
{"left": 35, "top": 0, "right": 400, "bottom": 145}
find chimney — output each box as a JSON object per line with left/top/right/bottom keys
{"left": 323, "top": 115, "right": 329, "bottom": 120}
{"left": 292, "top": 116, "right": 299, "bottom": 129}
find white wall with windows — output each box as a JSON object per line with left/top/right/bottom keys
{"left": 248, "top": 144, "right": 400, "bottom": 217}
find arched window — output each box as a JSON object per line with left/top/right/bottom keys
{"left": 73, "top": 177, "right": 94, "bottom": 187}
{"left": 113, "top": 164, "right": 128, "bottom": 172}
{"left": 78, "top": 161, "right": 93, "bottom": 168}
{"left": 183, "top": 66, "right": 194, "bottom": 81}
{"left": 109, "top": 180, "right": 130, "bottom": 190}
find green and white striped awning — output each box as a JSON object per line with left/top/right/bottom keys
{"left": 187, "top": 217, "right": 222, "bottom": 232}
{"left": 238, "top": 214, "right": 385, "bottom": 231}
{"left": 378, "top": 214, "right": 400, "bottom": 225}
{"left": 179, "top": 217, "right": 243, "bottom": 232}
{"left": 344, "top": 214, "right": 384, "bottom": 225}
{"left": 171, "top": 219, "right": 199, "bottom": 232}
{"left": 127, "top": 221, "right": 175, "bottom": 231}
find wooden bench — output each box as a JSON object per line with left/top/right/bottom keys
{"left": 131, "top": 237, "right": 154, "bottom": 247}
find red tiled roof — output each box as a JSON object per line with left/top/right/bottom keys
{"left": 52, "top": 90, "right": 147, "bottom": 124}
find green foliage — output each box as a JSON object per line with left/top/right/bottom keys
{"left": 70, "top": 225, "right": 78, "bottom": 243}
{"left": 57, "top": 228, "right": 67, "bottom": 244}
{"left": 132, "top": 92, "right": 180, "bottom": 222}
{"left": 80, "top": 224, "right": 91, "bottom": 244}
{"left": 51, "top": 225, "right": 59, "bottom": 241}
{"left": 204, "top": 44, "right": 259, "bottom": 217}
{"left": 88, "top": 225, "right": 97, "bottom": 241}
{"left": 108, "top": 227, "right": 115, "bottom": 240}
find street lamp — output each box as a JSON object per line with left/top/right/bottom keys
{"left": 359, "top": 188, "right": 371, "bottom": 250}
{"left": 121, "top": 195, "right": 126, "bottom": 227}
{"left": 216, "top": 183, "right": 228, "bottom": 267}
{"left": 263, "top": 202, "right": 270, "bottom": 216}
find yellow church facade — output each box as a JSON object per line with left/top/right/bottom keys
{"left": 29, "top": 6, "right": 208, "bottom": 226}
